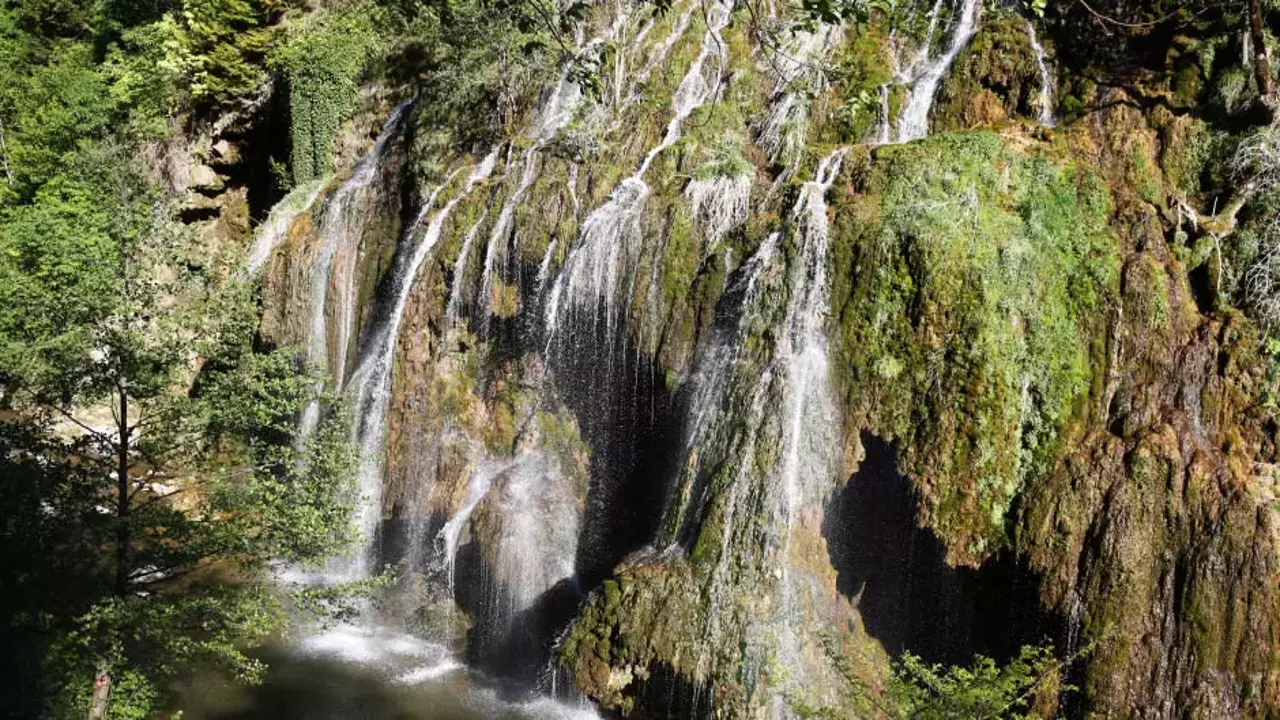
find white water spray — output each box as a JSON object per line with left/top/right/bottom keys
{"left": 895, "top": 0, "right": 981, "bottom": 142}
{"left": 686, "top": 173, "right": 753, "bottom": 245}
{"left": 1024, "top": 17, "right": 1057, "bottom": 127}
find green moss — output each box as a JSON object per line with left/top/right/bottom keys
{"left": 832, "top": 131, "right": 1118, "bottom": 563}
{"left": 1130, "top": 143, "right": 1163, "bottom": 205}
{"left": 932, "top": 14, "right": 1041, "bottom": 131}
{"left": 1140, "top": 258, "right": 1172, "bottom": 331}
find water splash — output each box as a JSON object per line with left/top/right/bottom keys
{"left": 299, "top": 624, "right": 460, "bottom": 685}
{"left": 1024, "top": 17, "right": 1057, "bottom": 127}
{"left": 437, "top": 457, "right": 508, "bottom": 594}
{"left": 896, "top": 0, "right": 981, "bottom": 141}
{"left": 490, "top": 454, "right": 580, "bottom": 618}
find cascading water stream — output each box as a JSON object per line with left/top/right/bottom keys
{"left": 895, "top": 0, "right": 980, "bottom": 141}
{"left": 339, "top": 150, "right": 500, "bottom": 581}
{"left": 1024, "top": 17, "right": 1057, "bottom": 127}
{"left": 437, "top": 456, "right": 511, "bottom": 594}
{"left": 246, "top": 181, "right": 323, "bottom": 275}
{"left": 686, "top": 173, "right": 753, "bottom": 245}
{"left": 444, "top": 190, "right": 498, "bottom": 327}
{"left": 299, "top": 103, "right": 410, "bottom": 437}
{"left": 282, "top": 141, "right": 601, "bottom": 716}
{"left": 473, "top": 18, "right": 623, "bottom": 325}
{"left": 545, "top": 0, "right": 731, "bottom": 350}
{"left": 657, "top": 148, "right": 847, "bottom": 702}
{"left": 772, "top": 148, "right": 845, "bottom": 687}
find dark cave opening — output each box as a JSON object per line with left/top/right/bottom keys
{"left": 823, "top": 432, "right": 1061, "bottom": 667}
{"left": 544, "top": 305, "right": 685, "bottom": 588}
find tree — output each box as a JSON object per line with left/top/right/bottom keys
{"left": 0, "top": 141, "right": 358, "bottom": 718}
{"left": 885, "top": 646, "right": 1064, "bottom": 719}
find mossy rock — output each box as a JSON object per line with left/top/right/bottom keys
{"left": 831, "top": 130, "right": 1118, "bottom": 565}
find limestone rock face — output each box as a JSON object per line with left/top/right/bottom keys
{"left": 250, "top": 3, "right": 1280, "bottom": 717}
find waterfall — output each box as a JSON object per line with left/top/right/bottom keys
{"left": 875, "top": 83, "right": 892, "bottom": 144}
{"left": 616, "top": 5, "right": 693, "bottom": 112}
{"left": 1024, "top": 17, "right": 1057, "bottom": 127}
{"left": 895, "top": 0, "right": 980, "bottom": 142}
{"left": 757, "top": 24, "right": 843, "bottom": 176}
{"left": 686, "top": 173, "right": 753, "bottom": 244}
{"left": 473, "top": 23, "right": 616, "bottom": 326}
{"left": 437, "top": 457, "right": 507, "bottom": 595}
{"left": 490, "top": 454, "right": 581, "bottom": 618}
{"left": 479, "top": 150, "right": 540, "bottom": 322}
{"left": 443, "top": 189, "right": 497, "bottom": 327}
{"left": 773, "top": 149, "right": 845, "bottom": 686}
{"left": 339, "top": 149, "right": 500, "bottom": 581}
{"left": 299, "top": 103, "right": 410, "bottom": 436}
{"left": 432, "top": 451, "right": 584, "bottom": 617}
{"left": 658, "top": 149, "right": 846, "bottom": 701}
{"left": 246, "top": 181, "right": 323, "bottom": 274}
{"left": 546, "top": 0, "right": 731, "bottom": 349}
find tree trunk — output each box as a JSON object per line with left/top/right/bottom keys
{"left": 115, "top": 388, "right": 130, "bottom": 597}
{"left": 87, "top": 660, "right": 110, "bottom": 720}
{"left": 0, "top": 119, "right": 13, "bottom": 186}
{"left": 1249, "top": 0, "right": 1272, "bottom": 98}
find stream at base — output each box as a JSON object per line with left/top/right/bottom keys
{"left": 181, "top": 625, "right": 600, "bottom": 720}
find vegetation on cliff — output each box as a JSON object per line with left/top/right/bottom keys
{"left": 3, "top": 0, "right": 1280, "bottom": 717}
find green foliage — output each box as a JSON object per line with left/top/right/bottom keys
{"left": 832, "top": 25, "right": 892, "bottom": 140}
{"left": 102, "top": 19, "right": 186, "bottom": 129}
{"left": 888, "top": 645, "right": 1059, "bottom": 719}
{"left": 398, "top": 0, "right": 558, "bottom": 143}
{"left": 271, "top": 2, "right": 387, "bottom": 184}
{"left": 0, "top": 143, "right": 357, "bottom": 717}
{"left": 161, "top": 0, "right": 281, "bottom": 106}
{"left": 0, "top": 38, "right": 116, "bottom": 199}
{"left": 834, "top": 132, "right": 1117, "bottom": 560}
{"left": 790, "top": 635, "right": 1071, "bottom": 718}
{"left": 694, "top": 132, "right": 754, "bottom": 179}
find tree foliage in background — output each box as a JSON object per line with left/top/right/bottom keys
{"left": 0, "top": 140, "right": 358, "bottom": 718}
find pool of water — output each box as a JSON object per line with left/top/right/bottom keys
{"left": 180, "top": 625, "right": 601, "bottom": 720}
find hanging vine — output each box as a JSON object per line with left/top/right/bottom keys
{"left": 270, "top": 2, "right": 386, "bottom": 185}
